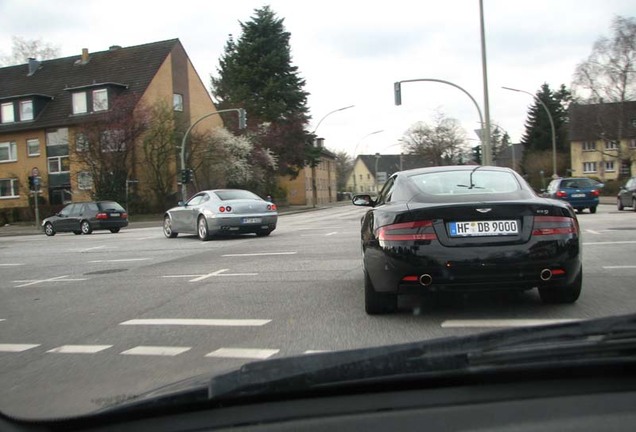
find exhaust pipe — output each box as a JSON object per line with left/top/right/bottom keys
{"left": 540, "top": 269, "right": 552, "bottom": 281}
{"left": 419, "top": 274, "right": 433, "bottom": 286}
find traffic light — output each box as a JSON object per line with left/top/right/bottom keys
{"left": 238, "top": 108, "right": 247, "bottom": 129}
{"left": 394, "top": 82, "right": 402, "bottom": 106}
{"left": 180, "top": 169, "right": 193, "bottom": 184}
{"left": 472, "top": 145, "right": 482, "bottom": 164}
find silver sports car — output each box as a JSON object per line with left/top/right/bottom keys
{"left": 163, "top": 189, "right": 278, "bottom": 241}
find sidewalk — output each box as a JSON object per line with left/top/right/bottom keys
{"left": 0, "top": 201, "right": 350, "bottom": 237}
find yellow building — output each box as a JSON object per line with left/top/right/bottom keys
{"left": 0, "top": 39, "right": 222, "bottom": 219}
{"left": 345, "top": 154, "right": 428, "bottom": 194}
{"left": 278, "top": 146, "right": 337, "bottom": 206}
{"left": 569, "top": 102, "right": 636, "bottom": 180}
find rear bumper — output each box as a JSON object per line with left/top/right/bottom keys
{"left": 364, "top": 238, "right": 581, "bottom": 294}
{"left": 206, "top": 214, "right": 278, "bottom": 234}
{"left": 94, "top": 220, "right": 128, "bottom": 229}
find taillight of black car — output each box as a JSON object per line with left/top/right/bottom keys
{"left": 532, "top": 216, "right": 578, "bottom": 236}
{"left": 377, "top": 220, "right": 437, "bottom": 245}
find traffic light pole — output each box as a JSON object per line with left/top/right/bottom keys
{"left": 179, "top": 108, "right": 246, "bottom": 203}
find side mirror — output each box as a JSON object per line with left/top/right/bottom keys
{"left": 352, "top": 194, "right": 374, "bottom": 207}
{"left": 178, "top": 201, "right": 185, "bottom": 207}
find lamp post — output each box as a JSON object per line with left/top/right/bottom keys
{"left": 394, "top": 79, "right": 490, "bottom": 165}
{"left": 311, "top": 105, "right": 355, "bottom": 134}
{"left": 374, "top": 152, "right": 381, "bottom": 193}
{"left": 502, "top": 86, "right": 557, "bottom": 179}
{"left": 352, "top": 130, "right": 384, "bottom": 194}
{"left": 179, "top": 108, "right": 246, "bottom": 202}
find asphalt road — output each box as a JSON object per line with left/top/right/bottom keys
{"left": 0, "top": 204, "right": 635, "bottom": 419}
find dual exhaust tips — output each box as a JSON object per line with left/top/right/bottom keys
{"left": 415, "top": 268, "right": 555, "bottom": 287}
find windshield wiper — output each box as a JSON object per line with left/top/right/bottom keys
{"left": 456, "top": 165, "right": 484, "bottom": 189}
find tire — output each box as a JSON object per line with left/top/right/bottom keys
{"left": 364, "top": 270, "right": 397, "bottom": 314}
{"left": 590, "top": 206, "right": 597, "bottom": 214}
{"left": 80, "top": 220, "right": 93, "bottom": 235}
{"left": 163, "top": 216, "right": 178, "bottom": 238}
{"left": 110, "top": 228, "right": 121, "bottom": 233}
{"left": 256, "top": 229, "right": 271, "bottom": 237}
{"left": 44, "top": 222, "right": 56, "bottom": 236}
{"left": 632, "top": 198, "right": 636, "bottom": 212}
{"left": 617, "top": 198, "right": 624, "bottom": 211}
{"left": 538, "top": 268, "right": 582, "bottom": 304}
{"left": 197, "top": 216, "right": 210, "bottom": 241}
{"left": 73, "top": 231, "right": 82, "bottom": 235}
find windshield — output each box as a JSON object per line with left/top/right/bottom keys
{"left": 0, "top": 0, "right": 634, "bottom": 423}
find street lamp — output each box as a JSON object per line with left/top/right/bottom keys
{"left": 374, "top": 152, "right": 381, "bottom": 193}
{"left": 394, "top": 79, "right": 491, "bottom": 165}
{"left": 311, "top": 105, "right": 354, "bottom": 134}
{"left": 502, "top": 86, "right": 557, "bottom": 179}
{"left": 352, "top": 130, "right": 384, "bottom": 193}
{"left": 179, "top": 108, "right": 246, "bottom": 202}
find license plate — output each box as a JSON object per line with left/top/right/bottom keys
{"left": 448, "top": 220, "right": 519, "bottom": 237}
{"left": 571, "top": 193, "right": 585, "bottom": 198}
{"left": 110, "top": 213, "right": 120, "bottom": 217}
{"left": 242, "top": 217, "right": 262, "bottom": 224}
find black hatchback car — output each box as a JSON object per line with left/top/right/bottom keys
{"left": 42, "top": 201, "right": 128, "bottom": 236}
{"left": 353, "top": 166, "right": 582, "bottom": 314}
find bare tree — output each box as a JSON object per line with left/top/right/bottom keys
{"left": 401, "top": 111, "right": 468, "bottom": 166}
{"left": 573, "top": 16, "right": 636, "bottom": 177}
{"left": 0, "top": 36, "right": 60, "bottom": 66}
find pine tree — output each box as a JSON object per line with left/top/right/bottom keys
{"left": 211, "top": 6, "right": 310, "bottom": 176}
{"left": 520, "top": 83, "right": 571, "bottom": 153}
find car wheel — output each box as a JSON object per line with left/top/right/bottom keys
{"left": 110, "top": 228, "right": 120, "bottom": 233}
{"left": 590, "top": 206, "right": 597, "bottom": 214}
{"left": 538, "top": 268, "right": 582, "bottom": 304}
{"left": 73, "top": 231, "right": 82, "bottom": 235}
{"left": 617, "top": 198, "right": 624, "bottom": 211}
{"left": 44, "top": 222, "right": 56, "bottom": 236}
{"left": 256, "top": 229, "right": 271, "bottom": 237}
{"left": 632, "top": 198, "right": 636, "bottom": 212}
{"left": 197, "top": 216, "right": 210, "bottom": 241}
{"left": 80, "top": 220, "right": 93, "bottom": 235}
{"left": 163, "top": 216, "right": 178, "bottom": 238}
{"left": 364, "top": 270, "right": 397, "bottom": 315}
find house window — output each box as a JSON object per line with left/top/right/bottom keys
{"left": 72, "top": 92, "right": 87, "bottom": 114}
{"left": 93, "top": 89, "right": 108, "bottom": 111}
{"left": 605, "top": 140, "right": 619, "bottom": 150}
{"left": 27, "top": 138, "right": 40, "bottom": 156}
{"left": 583, "top": 162, "right": 597, "bottom": 173}
{"left": 1, "top": 102, "right": 14, "bottom": 123}
{"left": 631, "top": 118, "right": 636, "bottom": 127}
{"left": 0, "top": 141, "right": 18, "bottom": 162}
{"left": 630, "top": 139, "right": 636, "bottom": 149}
{"left": 75, "top": 133, "right": 89, "bottom": 152}
{"left": 48, "top": 156, "right": 70, "bottom": 173}
{"left": 0, "top": 178, "right": 19, "bottom": 198}
{"left": 46, "top": 128, "right": 69, "bottom": 146}
{"left": 20, "top": 100, "right": 33, "bottom": 121}
{"left": 78, "top": 171, "right": 93, "bottom": 190}
{"left": 605, "top": 161, "right": 615, "bottom": 172}
{"left": 173, "top": 94, "right": 183, "bottom": 111}
{"left": 582, "top": 141, "right": 596, "bottom": 151}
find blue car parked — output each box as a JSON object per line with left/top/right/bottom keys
{"left": 543, "top": 177, "right": 602, "bottom": 214}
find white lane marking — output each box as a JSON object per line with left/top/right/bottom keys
{"left": 120, "top": 319, "right": 271, "bottom": 327}
{"left": 222, "top": 252, "right": 297, "bottom": 257}
{"left": 583, "top": 240, "right": 636, "bottom": 246}
{"left": 47, "top": 345, "right": 112, "bottom": 354}
{"left": 217, "top": 273, "right": 258, "bottom": 276}
{"left": 13, "top": 275, "right": 88, "bottom": 288}
{"left": 603, "top": 265, "right": 636, "bottom": 269}
{"left": 120, "top": 346, "right": 191, "bottom": 356}
{"left": 0, "top": 263, "right": 24, "bottom": 267}
{"left": 205, "top": 348, "right": 279, "bottom": 359}
{"left": 304, "top": 350, "right": 330, "bottom": 354}
{"left": 88, "top": 258, "right": 150, "bottom": 263}
{"left": 0, "top": 344, "right": 40, "bottom": 352}
{"left": 441, "top": 319, "right": 578, "bottom": 328}
{"left": 0, "top": 319, "right": 5, "bottom": 322}
{"left": 162, "top": 275, "right": 202, "bottom": 278}
{"left": 585, "top": 229, "right": 601, "bottom": 235}
{"left": 325, "top": 232, "right": 338, "bottom": 236}
{"left": 190, "top": 269, "right": 229, "bottom": 282}
{"left": 78, "top": 246, "right": 106, "bottom": 252}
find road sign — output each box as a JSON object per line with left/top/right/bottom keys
{"left": 376, "top": 171, "right": 387, "bottom": 184}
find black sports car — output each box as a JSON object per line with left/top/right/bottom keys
{"left": 353, "top": 165, "right": 582, "bottom": 314}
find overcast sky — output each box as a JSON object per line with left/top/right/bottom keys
{"left": 1, "top": 0, "right": 634, "bottom": 156}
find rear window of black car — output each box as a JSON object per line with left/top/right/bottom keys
{"left": 215, "top": 190, "right": 261, "bottom": 201}
{"left": 97, "top": 201, "right": 125, "bottom": 212}
{"left": 410, "top": 170, "right": 521, "bottom": 196}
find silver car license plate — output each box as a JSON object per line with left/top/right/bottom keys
{"left": 242, "top": 217, "right": 262, "bottom": 224}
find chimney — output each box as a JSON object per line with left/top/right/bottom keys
{"left": 81, "top": 48, "right": 89, "bottom": 64}
{"left": 109, "top": 45, "right": 122, "bottom": 51}
{"left": 27, "top": 58, "right": 41, "bottom": 76}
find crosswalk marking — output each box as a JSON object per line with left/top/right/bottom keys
{"left": 120, "top": 346, "right": 191, "bottom": 356}
{"left": 120, "top": 318, "right": 271, "bottom": 327}
{"left": 47, "top": 345, "right": 112, "bottom": 354}
{"left": 0, "top": 344, "right": 40, "bottom": 352}
{"left": 205, "top": 348, "right": 279, "bottom": 359}
{"left": 441, "top": 319, "right": 578, "bottom": 328}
